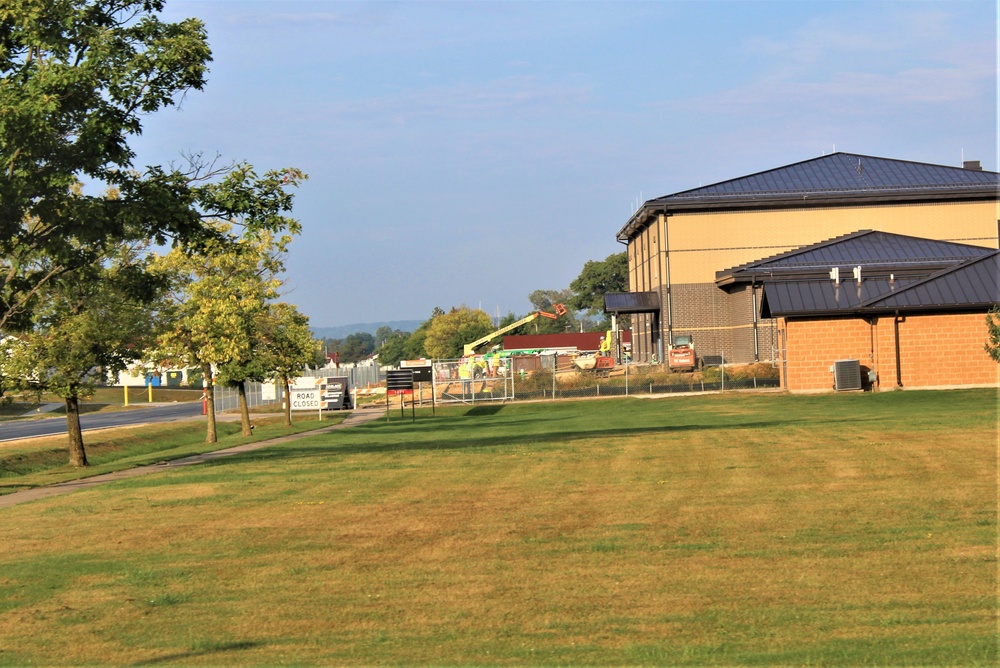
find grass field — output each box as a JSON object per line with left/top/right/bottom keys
{"left": 0, "top": 389, "right": 996, "bottom": 665}
{"left": 0, "top": 416, "right": 339, "bottom": 494}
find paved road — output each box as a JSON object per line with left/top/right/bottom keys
{"left": 0, "top": 402, "right": 204, "bottom": 442}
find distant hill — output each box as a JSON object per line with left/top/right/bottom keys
{"left": 312, "top": 320, "right": 423, "bottom": 340}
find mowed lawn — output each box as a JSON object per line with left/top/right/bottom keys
{"left": 0, "top": 390, "right": 995, "bottom": 666}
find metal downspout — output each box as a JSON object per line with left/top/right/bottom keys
{"left": 867, "top": 316, "right": 878, "bottom": 390}
{"left": 893, "top": 312, "right": 903, "bottom": 387}
{"left": 663, "top": 215, "right": 673, "bottom": 346}
{"left": 751, "top": 280, "right": 759, "bottom": 362}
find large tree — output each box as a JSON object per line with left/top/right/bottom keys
{"left": 1, "top": 244, "right": 163, "bottom": 466}
{"left": 374, "top": 328, "right": 411, "bottom": 368}
{"left": 525, "top": 289, "right": 573, "bottom": 335}
{"left": 568, "top": 251, "right": 628, "bottom": 330}
{"left": 0, "top": 0, "right": 214, "bottom": 330}
{"left": 424, "top": 307, "right": 493, "bottom": 359}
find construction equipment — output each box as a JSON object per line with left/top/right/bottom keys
{"left": 463, "top": 304, "right": 567, "bottom": 356}
{"left": 668, "top": 335, "right": 696, "bottom": 371}
{"left": 573, "top": 353, "right": 615, "bottom": 373}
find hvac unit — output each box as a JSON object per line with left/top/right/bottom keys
{"left": 832, "top": 359, "right": 862, "bottom": 391}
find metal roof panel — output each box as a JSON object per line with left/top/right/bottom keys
{"left": 603, "top": 291, "right": 660, "bottom": 314}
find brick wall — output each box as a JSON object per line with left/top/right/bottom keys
{"left": 780, "top": 312, "right": 999, "bottom": 392}
{"left": 667, "top": 282, "right": 768, "bottom": 363}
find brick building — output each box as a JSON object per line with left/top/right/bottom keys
{"left": 715, "top": 230, "right": 999, "bottom": 391}
{"left": 614, "top": 153, "right": 1000, "bottom": 364}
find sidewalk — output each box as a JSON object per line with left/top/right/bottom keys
{"left": 0, "top": 408, "right": 386, "bottom": 510}
{"left": 20, "top": 403, "right": 63, "bottom": 417}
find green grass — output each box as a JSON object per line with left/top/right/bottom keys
{"left": 0, "top": 415, "right": 344, "bottom": 494}
{"left": 0, "top": 389, "right": 995, "bottom": 665}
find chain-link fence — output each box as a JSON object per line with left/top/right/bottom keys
{"left": 297, "top": 364, "right": 383, "bottom": 388}
{"left": 424, "top": 356, "right": 780, "bottom": 405}
{"left": 211, "top": 358, "right": 781, "bottom": 412}
{"left": 212, "top": 380, "right": 276, "bottom": 413}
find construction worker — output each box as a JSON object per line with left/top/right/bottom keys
{"left": 458, "top": 358, "right": 472, "bottom": 394}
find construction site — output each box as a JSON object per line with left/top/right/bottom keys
{"left": 380, "top": 303, "right": 779, "bottom": 409}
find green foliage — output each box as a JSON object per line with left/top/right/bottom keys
{"left": 258, "top": 303, "right": 318, "bottom": 382}
{"left": 1, "top": 249, "right": 160, "bottom": 400}
{"left": 0, "top": 0, "right": 213, "bottom": 329}
{"left": 424, "top": 306, "right": 494, "bottom": 359}
{"left": 568, "top": 252, "right": 628, "bottom": 314}
{"left": 985, "top": 307, "right": 1000, "bottom": 362}
{"left": 340, "top": 332, "right": 375, "bottom": 363}
{"left": 402, "top": 307, "right": 443, "bottom": 360}
{"left": 374, "top": 329, "right": 411, "bottom": 367}
{"left": 0, "top": 244, "right": 164, "bottom": 464}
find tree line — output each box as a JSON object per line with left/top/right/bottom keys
{"left": 371, "top": 252, "right": 628, "bottom": 366}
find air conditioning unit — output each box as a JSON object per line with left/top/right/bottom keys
{"left": 832, "top": 359, "right": 862, "bottom": 391}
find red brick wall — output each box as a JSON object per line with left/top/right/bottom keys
{"left": 780, "top": 312, "right": 999, "bottom": 392}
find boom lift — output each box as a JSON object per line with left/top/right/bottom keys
{"left": 463, "top": 304, "right": 567, "bottom": 356}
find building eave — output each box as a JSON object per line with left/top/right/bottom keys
{"left": 616, "top": 186, "right": 1000, "bottom": 242}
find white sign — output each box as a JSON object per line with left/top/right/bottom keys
{"left": 289, "top": 388, "right": 321, "bottom": 411}
{"left": 261, "top": 381, "right": 277, "bottom": 401}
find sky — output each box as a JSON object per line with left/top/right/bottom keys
{"left": 130, "top": 0, "right": 999, "bottom": 329}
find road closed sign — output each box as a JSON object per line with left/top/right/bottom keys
{"left": 290, "top": 388, "right": 321, "bottom": 411}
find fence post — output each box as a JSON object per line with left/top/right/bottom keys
{"left": 721, "top": 351, "right": 725, "bottom": 392}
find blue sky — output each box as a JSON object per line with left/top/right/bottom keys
{"left": 132, "top": 0, "right": 998, "bottom": 329}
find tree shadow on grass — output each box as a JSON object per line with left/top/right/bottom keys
{"left": 131, "top": 640, "right": 262, "bottom": 666}
{"left": 211, "top": 412, "right": 883, "bottom": 468}
{"left": 464, "top": 405, "right": 505, "bottom": 417}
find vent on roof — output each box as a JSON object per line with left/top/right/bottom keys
{"left": 832, "top": 359, "right": 862, "bottom": 391}
{"left": 963, "top": 160, "right": 982, "bottom": 171}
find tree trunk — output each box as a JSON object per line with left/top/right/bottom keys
{"left": 283, "top": 376, "right": 292, "bottom": 427}
{"left": 65, "top": 394, "right": 88, "bottom": 467}
{"left": 203, "top": 362, "right": 217, "bottom": 443}
{"left": 237, "top": 380, "right": 252, "bottom": 436}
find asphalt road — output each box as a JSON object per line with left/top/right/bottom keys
{"left": 0, "top": 403, "right": 204, "bottom": 442}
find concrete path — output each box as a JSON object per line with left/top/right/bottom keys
{"left": 0, "top": 408, "right": 386, "bottom": 510}
{"left": 20, "top": 403, "right": 63, "bottom": 417}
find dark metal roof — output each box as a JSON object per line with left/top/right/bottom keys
{"left": 864, "top": 252, "right": 1000, "bottom": 311}
{"left": 604, "top": 291, "right": 660, "bottom": 314}
{"left": 669, "top": 153, "right": 997, "bottom": 199}
{"left": 618, "top": 153, "right": 1000, "bottom": 241}
{"left": 761, "top": 251, "right": 1000, "bottom": 318}
{"left": 718, "top": 230, "right": 994, "bottom": 285}
{"left": 761, "top": 278, "right": 919, "bottom": 317}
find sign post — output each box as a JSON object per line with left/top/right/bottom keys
{"left": 385, "top": 369, "right": 415, "bottom": 422}
{"left": 290, "top": 386, "right": 322, "bottom": 421}
{"left": 400, "top": 360, "right": 434, "bottom": 416}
